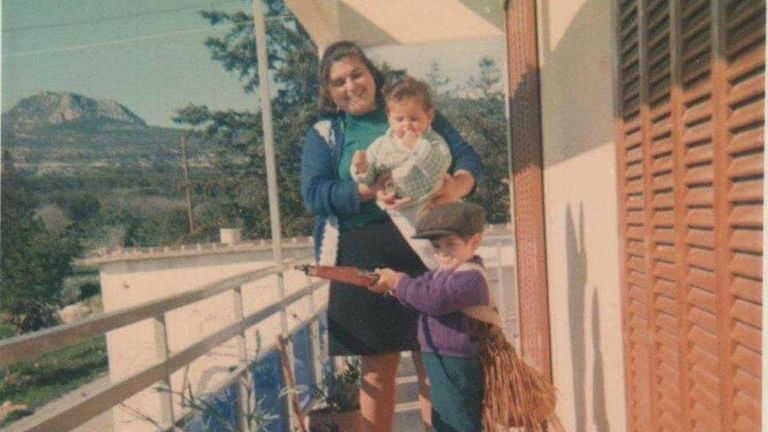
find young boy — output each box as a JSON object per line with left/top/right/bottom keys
{"left": 351, "top": 75, "right": 452, "bottom": 268}
{"left": 369, "top": 202, "right": 489, "bottom": 432}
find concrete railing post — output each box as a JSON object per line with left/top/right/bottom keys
{"left": 151, "top": 314, "right": 176, "bottom": 430}
{"left": 232, "top": 286, "right": 251, "bottom": 432}
{"left": 306, "top": 273, "right": 324, "bottom": 389}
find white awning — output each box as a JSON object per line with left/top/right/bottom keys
{"left": 283, "top": 0, "right": 505, "bottom": 49}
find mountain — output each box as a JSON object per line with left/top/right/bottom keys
{"left": 4, "top": 91, "right": 146, "bottom": 134}
{"left": 2, "top": 92, "right": 209, "bottom": 173}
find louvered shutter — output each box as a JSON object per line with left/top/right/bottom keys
{"left": 615, "top": 1, "right": 764, "bottom": 431}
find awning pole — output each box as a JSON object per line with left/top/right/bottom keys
{"left": 250, "top": 1, "right": 296, "bottom": 431}
{"left": 251, "top": 1, "right": 283, "bottom": 265}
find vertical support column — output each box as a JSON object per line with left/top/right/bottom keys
{"left": 232, "top": 286, "right": 251, "bottom": 432}
{"left": 494, "top": 239, "right": 507, "bottom": 328}
{"left": 250, "top": 0, "right": 296, "bottom": 429}
{"left": 635, "top": 1, "right": 662, "bottom": 430}
{"left": 152, "top": 315, "right": 175, "bottom": 430}
{"left": 668, "top": 1, "right": 694, "bottom": 430}
{"left": 504, "top": 0, "right": 553, "bottom": 377}
{"left": 709, "top": 1, "right": 735, "bottom": 430}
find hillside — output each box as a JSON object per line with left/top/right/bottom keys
{"left": 2, "top": 92, "right": 210, "bottom": 173}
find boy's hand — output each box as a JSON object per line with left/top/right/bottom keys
{"left": 369, "top": 268, "right": 404, "bottom": 294}
{"left": 352, "top": 150, "right": 368, "bottom": 174}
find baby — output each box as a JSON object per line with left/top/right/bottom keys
{"left": 351, "top": 75, "right": 452, "bottom": 268}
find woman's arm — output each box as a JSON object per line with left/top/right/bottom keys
{"left": 300, "top": 126, "right": 362, "bottom": 217}
{"left": 431, "top": 111, "right": 484, "bottom": 195}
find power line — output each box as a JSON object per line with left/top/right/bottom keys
{"left": 3, "top": 0, "right": 245, "bottom": 33}
{"left": 3, "top": 14, "right": 298, "bottom": 58}
{"left": 3, "top": 28, "right": 212, "bottom": 57}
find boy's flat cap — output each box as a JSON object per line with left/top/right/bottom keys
{"left": 414, "top": 201, "right": 486, "bottom": 239}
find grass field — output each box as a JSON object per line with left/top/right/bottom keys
{"left": 0, "top": 331, "right": 108, "bottom": 426}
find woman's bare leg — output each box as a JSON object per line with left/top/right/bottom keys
{"left": 411, "top": 350, "right": 432, "bottom": 431}
{"left": 360, "top": 352, "right": 400, "bottom": 432}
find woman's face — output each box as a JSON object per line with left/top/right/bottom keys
{"left": 327, "top": 56, "right": 377, "bottom": 115}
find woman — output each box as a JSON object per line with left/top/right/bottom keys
{"left": 300, "top": 41, "right": 483, "bottom": 432}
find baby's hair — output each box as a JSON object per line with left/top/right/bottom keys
{"left": 382, "top": 75, "right": 434, "bottom": 112}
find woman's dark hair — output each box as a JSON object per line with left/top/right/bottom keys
{"left": 317, "top": 41, "right": 385, "bottom": 114}
{"left": 382, "top": 75, "right": 434, "bottom": 112}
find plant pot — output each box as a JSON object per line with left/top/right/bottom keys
{"left": 306, "top": 406, "right": 361, "bottom": 432}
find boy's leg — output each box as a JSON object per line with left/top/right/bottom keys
{"left": 411, "top": 350, "right": 432, "bottom": 431}
{"left": 360, "top": 352, "right": 400, "bottom": 432}
{"left": 422, "top": 352, "right": 484, "bottom": 432}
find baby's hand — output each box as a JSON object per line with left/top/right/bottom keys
{"left": 401, "top": 130, "right": 420, "bottom": 149}
{"left": 352, "top": 150, "right": 368, "bottom": 174}
{"left": 376, "top": 191, "right": 413, "bottom": 211}
{"left": 369, "top": 268, "right": 404, "bottom": 293}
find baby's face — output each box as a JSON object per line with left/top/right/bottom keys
{"left": 386, "top": 97, "right": 434, "bottom": 139}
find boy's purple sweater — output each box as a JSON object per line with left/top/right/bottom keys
{"left": 394, "top": 256, "right": 489, "bottom": 358}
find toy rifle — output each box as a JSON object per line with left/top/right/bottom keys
{"left": 295, "top": 264, "right": 564, "bottom": 431}
{"left": 295, "top": 264, "right": 379, "bottom": 287}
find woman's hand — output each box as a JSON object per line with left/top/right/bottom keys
{"left": 428, "top": 170, "right": 475, "bottom": 209}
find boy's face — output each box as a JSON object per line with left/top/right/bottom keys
{"left": 430, "top": 233, "right": 482, "bottom": 271}
{"left": 386, "top": 97, "right": 434, "bottom": 139}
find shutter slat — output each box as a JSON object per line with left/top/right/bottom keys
{"left": 688, "top": 287, "right": 716, "bottom": 312}
{"left": 727, "top": 128, "right": 764, "bottom": 156}
{"left": 730, "top": 204, "right": 762, "bottom": 227}
{"left": 731, "top": 321, "right": 761, "bottom": 353}
{"left": 730, "top": 298, "right": 762, "bottom": 328}
{"left": 685, "top": 143, "right": 715, "bottom": 166}
{"left": 733, "top": 368, "right": 761, "bottom": 398}
{"left": 732, "top": 344, "right": 761, "bottom": 377}
{"left": 730, "top": 275, "right": 762, "bottom": 304}
{"left": 687, "top": 267, "right": 715, "bottom": 291}
{"left": 727, "top": 151, "right": 763, "bottom": 178}
{"left": 688, "top": 305, "right": 717, "bottom": 331}
{"left": 730, "top": 251, "right": 762, "bottom": 280}
{"left": 729, "top": 227, "right": 763, "bottom": 251}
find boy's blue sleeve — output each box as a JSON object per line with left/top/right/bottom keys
{"left": 300, "top": 126, "right": 361, "bottom": 217}
{"left": 431, "top": 111, "right": 485, "bottom": 191}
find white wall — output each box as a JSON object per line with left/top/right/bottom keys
{"left": 535, "top": 0, "right": 627, "bottom": 430}
{"left": 95, "top": 244, "right": 318, "bottom": 432}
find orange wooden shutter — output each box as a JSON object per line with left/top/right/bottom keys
{"left": 616, "top": 1, "right": 764, "bottom": 431}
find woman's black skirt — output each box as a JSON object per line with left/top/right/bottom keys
{"left": 327, "top": 219, "right": 426, "bottom": 356}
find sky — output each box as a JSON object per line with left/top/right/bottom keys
{"left": 2, "top": 0, "right": 504, "bottom": 128}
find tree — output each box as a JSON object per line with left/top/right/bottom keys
{"left": 436, "top": 58, "right": 510, "bottom": 223}
{"left": 465, "top": 56, "right": 503, "bottom": 100}
{"left": 1, "top": 152, "right": 76, "bottom": 332}
{"left": 176, "top": 1, "right": 511, "bottom": 232}
{"left": 425, "top": 60, "right": 452, "bottom": 98}
{"left": 173, "top": 0, "right": 317, "bottom": 239}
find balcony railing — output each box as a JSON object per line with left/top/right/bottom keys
{"left": 0, "top": 225, "right": 516, "bottom": 432}
{"left": 1, "top": 258, "right": 325, "bottom": 432}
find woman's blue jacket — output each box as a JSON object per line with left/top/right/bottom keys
{"left": 300, "top": 110, "right": 484, "bottom": 263}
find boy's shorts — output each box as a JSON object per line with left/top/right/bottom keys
{"left": 422, "top": 351, "right": 484, "bottom": 432}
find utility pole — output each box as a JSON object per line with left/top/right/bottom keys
{"left": 180, "top": 133, "right": 196, "bottom": 234}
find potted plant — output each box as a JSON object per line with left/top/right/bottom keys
{"left": 306, "top": 358, "right": 361, "bottom": 432}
